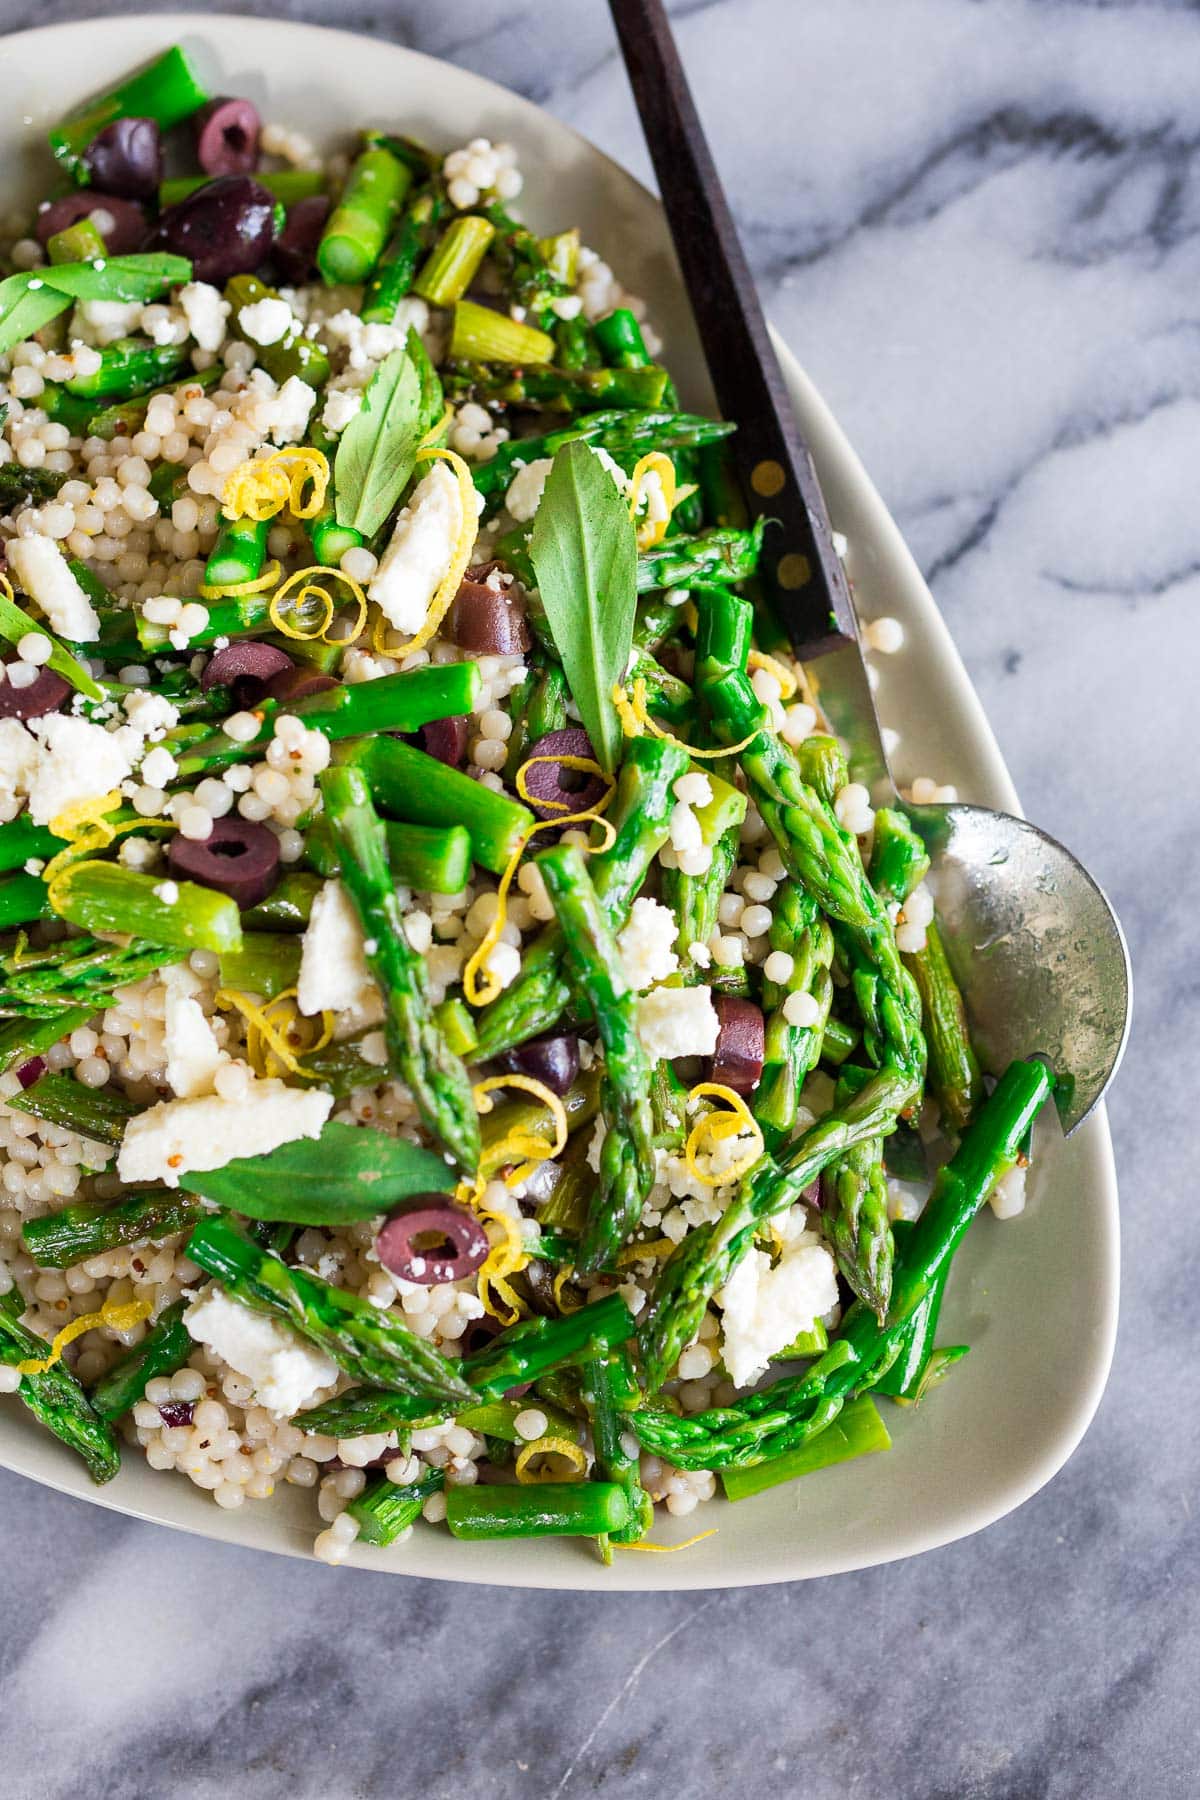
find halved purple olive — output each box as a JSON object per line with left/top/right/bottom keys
{"left": 83, "top": 117, "right": 162, "bottom": 200}
{"left": 445, "top": 574, "right": 530, "bottom": 655}
{"left": 272, "top": 195, "right": 331, "bottom": 285}
{"left": 0, "top": 667, "right": 71, "bottom": 721}
{"left": 418, "top": 714, "right": 468, "bottom": 768}
{"left": 521, "top": 727, "right": 606, "bottom": 822}
{"left": 201, "top": 640, "right": 293, "bottom": 708}
{"left": 157, "top": 1399, "right": 195, "bottom": 1428}
{"left": 264, "top": 664, "right": 338, "bottom": 707}
{"left": 375, "top": 1198, "right": 490, "bottom": 1286}
{"left": 35, "top": 191, "right": 147, "bottom": 253}
{"left": 151, "top": 175, "right": 277, "bottom": 285}
{"left": 15, "top": 1056, "right": 45, "bottom": 1090}
{"left": 500, "top": 1032, "right": 580, "bottom": 1098}
{"left": 167, "top": 816, "right": 281, "bottom": 909}
{"left": 709, "top": 996, "right": 765, "bottom": 1095}
{"left": 194, "top": 96, "right": 262, "bottom": 177}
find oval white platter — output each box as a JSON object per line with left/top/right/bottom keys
{"left": 0, "top": 13, "right": 1119, "bottom": 1590}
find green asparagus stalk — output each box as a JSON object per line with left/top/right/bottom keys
{"left": 304, "top": 815, "right": 471, "bottom": 895}
{"left": 824, "top": 1068, "right": 893, "bottom": 1319}
{"left": 905, "top": 920, "right": 983, "bottom": 1137}
{"left": 720, "top": 1395, "right": 891, "bottom": 1500}
{"left": 187, "top": 1213, "right": 474, "bottom": 1404}
{"left": 63, "top": 338, "right": 191, "bottom": 403}
{"left": 446, "top": 1480, "right": 631, "bottom": 1540}
{"left": 47, "top": 861, "right": 243, "bottom": 956}
{"left": 471, "top": 408, "right": 735, "bottom": 504}
{"left": 84, "top": 365, "right": 222, "bottom": 444}
{"left": 472, "top": 733, "right": 690, "bottom": 1059}
{"left": 582, "top": 1347, "right": 651, "bottom": 1554}
{"left": 47, "top": 218, "right": 106, "bottom": 264}
{"left": 22, "top": 1190, "right": 202, "bottom": 1269}
{"left": 0, "top": 1288, "right": 120, "bottom": 1481}
{"left": 217, "top": 932, "right": 302, "bottom": 999}
{"left": 317, "top": 143, "right": 412, "bottom": 284}
{"left": 503, "top": 654, "right": 569, "bottom": 781}
{"left": 0, "top": 936, "right": 181, "bottom": 1020}
{"left": 0, "top": 873, "right": 53, "bottom": 931}
{"left": 754, "top": 884, "right": 834, "bottom": 1150}
{"left": 871, "top": 1221, "right": 968, "bottom": 1402}
{"left": 88, "top": 1298, "right": 192, "bottom": 1421}
{"left": 635, "top": 1058, "right": 1054, "bottom": 1464}
{"left": 349, "top": 1466, "right": 445, "bottom": 1546}
{"left": 635, "top": 521, "right": 765, "bottom": 592}
{"left": 594, "top": 308, "right": 651, "bottom": 369}
{"left": 480, "top": 203, "right": 572, "bottom": 325}
{"left": 0, "top": 1009, "right": 90, "bottom": 1075}
{"left": 320, "top": 764, "right": 479, "bottom": 1173}
{"left": 869, "top": 807, "right": 930, "bottom": 904}
{"left": 10, "top": 1070, "right": 140, "bottom": 1146}
{"left": 414, "top": 215, "right": 496, "bottom": 306}
{"left": 349, "top": 735, "right": 532, "bottom": 875}
{"left": 49, "top": 45, "right": 208, "bottom": 177}
{"left": 448, "top": 302, "right": 555, "bottom": 367}
{"left": 361, "top": 188, "right": 444, "bottom": 325}
{"left": 796, "top": 734, "right": 849, "bottom": 811}
{"left": 240, "top": 871, "right": 322, "bottom": 931}
{"left": 159, "top": 169, "right": 325, "bottom": 208}
{"left": 224, "top": 274, "right": 332, "bottom": 388}
{"left": 203, "top": 515, "right": 268, "bottom": 590}
{"left": 659, "top": 764, "right": 748, "bottom": 966}
{"left": 538, "top": 843, "right": 656, "bottom": 1273}
{"left": 446, "top": 358, "right": 669, "bottom": 412}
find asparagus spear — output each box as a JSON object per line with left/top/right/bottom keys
{"left": 414, "top": 215, "right": 496, "bottom": 306}
{"left": 48, "top": 861, "right": 243, "bottom": 957}
{"left": 472, "top": 733, "right": 690, "bottom": 1059}
{"left": 594, "top": 308, "right": 651, "bottom": 369}
{"left": 0, "top": 873, "right": 53, "bottom": 931}
{"left": 342, "top": 735, "right": 532, "bottom": 876}
{"left": 361, "top": 187, "right": 444, "bottom": 325}
{"left": 503, "top": 654, "right": 569, "bottom": 781}
{"left": 224, "top": 274, "right": 331, "bottom": 387}
{"left": 538, "top": 843, "right": 656, "bottom": 1273}
{"left": 22, "top": 1191, "right": 202, "bottom": 1269}
{"left": 471, "top": 408, "right": 735, "bottom": 505}
{"left": 320, "top": 763, "right": 479, "bottom": 1173}
{"left": 63, "top": 339, "right": 192, "bottom": 403}
{"left": 636, "top": 521, "right": 765, "bottom": 593}
{"left": 871, "top": 1221, "right": 968, "bottom": 1402}
{"left": 635, "top": 1058, "right": 1054, "bottom": 1464}
{"left": 0, "top": 1009, "right": 90, "bottom": 1075}
{"left": 869, "top": 806, "right": 930, "bottom": 904}
{"left": 84, "top": 364, "right": 222, "bottom": 444}
{"left": 582, "top": 1347, "right": 652, "bottom": 1554}
{"left": 186, "top": 1214, "right": 474, "bottom": 1405}
{"left": 445, "top": 358, "right": 668, "bottom": 412}
{"left": 317, "top": 143, "right": 411, "bottom": 284}
{"left": 823, "top": 1067, "right": 893, "bottom": 1319}
{"left": 720, "top": 1394, "right": 891, "bottom": 1500}
{"left": 10, "top": 1070, "right": 140, "bottom": 1146}
{"left": 349, "top": 1466, "right": 445, "bottom": 1546}
{"left": 905, "top": 921, "right": 983, "bottom": 1137}
{"left": 217, "top": 932, "right": 302, "bottom": 999}
{"left": 49, "top": 44, "right": 208, "bottom": 177}
{"left": 304, "top": 814, "right": 471, "bottom": 896}
{"left": 89, "top": 1299, "right": 192, "bottom": 1421}
{"left": 0, "top": 1289, "right": 121, "bottom": 1482}
{"left": 754, "top": 884, "right": 835, "bottom": 1149}
{"left": 446, "top": 1481, "right": 632, "bottom": 1540}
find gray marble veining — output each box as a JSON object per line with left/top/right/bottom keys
{"left": 0, "top": 2, "right": 1195, "bottom": 1795}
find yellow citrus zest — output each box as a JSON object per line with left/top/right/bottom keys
{"left": 199, "top": 559, "right": 282, "bottom": 601}
{"left": 221, "top": 447, "right": 329, "bottom": 522}
{"left": 616, "top": 1529, "right": 718, "bottom": 1554}
{"left": 616, "top": 1236, "right": 678, "bottom": 1265}
{"left": 473, "top": 1073, "right": 568, "bottom": 1188}
{"left": 515, "top": 753, "right": 610, "bottom": 817}
{"left": 628, "top": 451, "right": 677, "bottom": 550}
{"left": 462, "top": 774, "right": 616, "bottom": 1010}
{"left": 388, "top": 445, "right": 477, "bottom": 655}
{"left": 472, "top": 1192, "right": 528, "bottom": 1325}
{"left": 552, "top": 1265, "right": 584, "bottom": 1314}
{"left": 42, "top": 789, "right": 124, "bottom": 885}
{"left": 747, "top": 648, "right": 799, "bottom": 699}
{"left": 15, "top": 1295, "right": 153, "bottom": 1375}
{"left": 611, "top": 678, "right": 760, "bottom": 758}
{"left": 514, "top": 1435, "right": 588, "bottom": 1484}
{"left": 268, "top": 563, "right": 367, "bottom": 645}
{"left": 684, "top": 1082, "right": 765, "bottom": 1187}
{"left": 215, "top": 986, "right": 334, "bottom": 1080}
{"left": 419, "top": 400, "right": 456, "bottom": 447}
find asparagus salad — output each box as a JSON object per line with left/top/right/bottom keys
{"left": 0, "top": 46, "right": 1054, "bottom": 1564}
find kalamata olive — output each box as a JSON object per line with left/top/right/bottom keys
{"left": 157, "top": 1399, "right": 194, "bottom": 1428}
{"left": 459, "top": 1315, "right": 502, "bottom": 1358}
{"left": 0, "top": 666, "right": 71, "bottom": 721}
{"left": 15, "top": 1056, "right": 45, "bottom": 1090}
{"left": 445, "top": 572, "right": 530, "bottom": 655}
{"left": 417, "top": 714, "right": 468, "bottom": 768}
{"left": 201, "top": 640, "right": 293, "bottom": 708}
{"left": 194, "top": 96, "right": 262, "bottom": 176}
{"left": 167, "top": 816, "right": 281, "bottom": 909}
{"left": 263, "top": 664, "right": 338, "bottom": 707}
{"left": 500, "top": 1032, "right": 581, "bottom": 1098}
{"left": 152, "top": 175, "right": 277, "bottom": 284}
{"left": 374, "top": 1198, "right": 490, "bottom": 1286}
{"left": 35, "top": 191, "right": 147, "bottom": 254}
{"left": 709, "top": 995, "right": 765, "bottom": 1095}
{"left": 83, "top": 117, "right": 162, "bottom": 200}
{"left": 801, "top": 1178, "right": 821, "bottom": 1210}
{"left": 521, "top": 727, "right": 606, "bottom": 822}
{"left": 271, "top": 195, "right": 331, "bottom": 285}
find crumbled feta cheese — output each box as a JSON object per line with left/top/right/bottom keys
{"left": 25, "top": 715, "right": 140, "bottom": 826}
{"left": 717, "top": 1233, "right": 839, "bottom": 1388}
{"left": 7, "top": 534, "right": 100, "bottom": 641}
{"left": 79, "top": 298, "right": 142, "bottom": 345}
{"left": 367, "top": 462, "right": 462, "bottom": 636}
{"left": 179, "top": 281, "right": 231, "bottom": 353}
{"left": 163, "top": 992, "right": 227, "bottom": 1099}
{"left": 0, "top": 719, "right": 37, "bottom": 824}
{"left": 268, "top": 375, "right": 316, "bottom": 447}
{"left": 321, "top": 386, "right": 363, "bottom": 435}
{"left": 673, "top": 771, "right": 712, "bottom": 809}
{"left": 117, "top": 1077, "right": 333, "bottom": 1186}
{"left": 238, "top": 296, "right": 294, "bottom": 346}
{"left": 618, "top": 898, "right": 679, "bottom": 991}
{"left": 123, "top": 690, "right": 180, "bottom": 737}
{"left": 184, "top": 1287, "right": 337, "bottom": 1416}
{"left": 140, "top": 745, "right": 178, "bottom": 788}
{"left": 503, "top": 457, "right": 554, "bottom": 524}
{"left": 638, "top": 984, "right": 719, "bottom": 1060}
{"left": 297, "top": 879, "right": 382, "bottom": 1027}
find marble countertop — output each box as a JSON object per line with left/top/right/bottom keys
{"left": 0, "top": 2, "right": 1192, "bottom": 1794}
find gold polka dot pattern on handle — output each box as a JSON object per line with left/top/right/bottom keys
{"left": 750, "top": 458, "right": 786, "bottom": 497}
{"left": 776, "top": 552, "right": 811, "bottom": 590}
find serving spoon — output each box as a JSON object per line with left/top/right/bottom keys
{"left": 608, "top": 0, "right": 1130, "bottom": 1131}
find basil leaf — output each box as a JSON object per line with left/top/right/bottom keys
{"left": 0, "top": 582, "right": 103, "bottom": 701}
{"left": 37, "top": 253, "right": 192, "bottom": 304}
{"left": 334, "top": 348, "right": 423, "bottom": 537}
{"left": 0, "top": 273, "right": 72, "bottom": 356}
{"left": 178, "top": 1120, "right": 449, "bottom": 1226}
{"left": 528, "top": 440, "right": 639, "bottom": 774}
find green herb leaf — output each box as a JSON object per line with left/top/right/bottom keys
{"left": 34, "top": 253, "right": 193, "bottom": 304}
{"left": 178, "top": 1119, "right": 449, "bottom": 1226}
{"left": 406, "top": 325, "right": 444, "bottom": 435}
{"left": 0, "top": 273, "right": 72, "bottom": 356}
{"left": 0, "top": 579, "right": 104, "bottom": 701}
{"left": 529, "top": 440, "right": 638, "bottom": 774}
{"left": 334, "top": 348, "right": 423, "bottom": 537}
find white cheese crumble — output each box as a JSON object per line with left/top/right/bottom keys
{"left": 26, "top": 715, "right": 140, "bottom": 826}
{"left": 0, "top": 719, "right": 38, "bottom": 824}
{"left": 179, "top": 281, "right": 230, "bottom": 353}
{"left": 123, "top": 690, "right": 180, "bottom": 737}
{"left": 163, "top": 992, "right": 227, "bottom": 1099}
{"left": 7, "top": 534, "right": 100, "bottom": 642}
{"left": 238, "top": 295, "right": 294, "bottom": 345}
{"left": 503, "top": 457, "right": 554, "bottom": 524}
{"left": 717, "top": 1231, "right": 839, "bottom": 1388}
{"left": 321, "top": 386, "right": 363, "bottom": 435}
{"left": 184, "top": 1287, "right": 337, "bottom": 1416}
{"left": 367, "top": 461, "right": 462, "bottom": 636}
{"left": 617, "top": 898, "right": 679, "bottom": 991}
{"left": 268, "top": 375, "right": 316, "bottom": 447}
{"left": 637, "top": 984, "right": 720, "bottom": 1060}
{"left": 297, "top": 879, "right": 382, "bottom": 1027}
{"left": 117, "top": 1078, "right": 332, "bottom": 1186}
